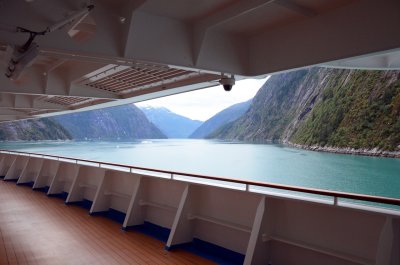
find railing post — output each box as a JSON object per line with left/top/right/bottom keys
{"left": 171, "top": 173, "right": 174, "bottom": 180}
{"left": 246, "top": 184, "right": 249, "bottom": 192}
{"left": 334, "top": 196, "right": 338, "bottom": 206}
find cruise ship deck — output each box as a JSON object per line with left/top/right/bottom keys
{"left": 0, "top": 180, "right": 214, "bottom": 265}
{"left": 0, "top": 0, "right": 400, "bottom": 264}
{"left": 0, "top": 151, "right": 398, "bottom": 265}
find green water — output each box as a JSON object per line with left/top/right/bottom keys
{"left": 1, "top": 139, "right": 399, "bottom": 199}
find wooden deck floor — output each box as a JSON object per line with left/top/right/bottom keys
{"left": 0, "top": 181, "right": 216, "bottom": 265}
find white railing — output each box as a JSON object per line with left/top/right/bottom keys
{"left": 1, "top": 149, "right": 400, "bottom": 209}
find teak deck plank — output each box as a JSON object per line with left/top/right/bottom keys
{"left": 0, "top": 181, "right": 215, "bottom": 265}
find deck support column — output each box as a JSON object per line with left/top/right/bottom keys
{"left": 166, "top": 184, "right": 193, "bottom": 249}
{"left": 66, "top": 166, "right": 83, "bottom": 203}
{"left": 47, "top": 163, "right": 79, "bottom": 196}
{"left": 375, "top": 217, "right": 400, "bottom": 265}
{"left": 17, "top": 157, "right": 44, "bottom": 185}
{"left": 4, "top": 156, "right": 29, "bottom": 181}
{"left": 0, "top": 155, "right": 16, "bottom": 178}
{"left": 33, "top": 160, "right": 60, "bottom": 190}
{"left": 90, "top": 171, "right": 109, "bottom": 214}
{"left": 123, "top": 175, "right": 145, "bottom": 228}
{"left": 244, "top": 196, "right": 271, "bottom": 265}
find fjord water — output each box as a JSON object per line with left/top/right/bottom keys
{"left": 1, "top": 139, "right": 400, "bottom": 198}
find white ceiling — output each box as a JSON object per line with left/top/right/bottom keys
{"left": 0, "top": 0, "right": 399, "bottom": 121}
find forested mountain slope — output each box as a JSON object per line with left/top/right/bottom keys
{"left": 211, "top": 68, "right": 400, "bottom": 155}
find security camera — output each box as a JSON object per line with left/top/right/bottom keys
{"left": 219, "top": 75, "right": 235, "bottom": 91}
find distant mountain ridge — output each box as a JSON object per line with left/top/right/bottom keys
{"left": 52, "top": 104, "right": 166, "bottom": 140}
{"left": 138, "top": 106, "right": 202, "bottom": 138}
{"left": 190, "top": 100, "right": 252, "bottom": 138}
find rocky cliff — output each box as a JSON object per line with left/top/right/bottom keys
{"left": 211, "top": 67, "right": 400, "bottom": 155}
{"left": 0, "top": 118, "right": 71, "bottom": 141}
{"left": 52, "top": 104, "right": 166, "bottom": 140}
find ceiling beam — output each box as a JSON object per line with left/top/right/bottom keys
{"left": 192, "top": 0, "right": 274, "bottom": 64}
{"left": 0, "top": 70, "right": 120, "bottom": 99}
{"left": 0, "top": 94, "right": 66, "bottom": 110}
{"left": 44, "top": 59, "right": 67, "bottom": 74}
{"left": 0, "top": 115, "right": 30, "bottom": 121}
{"left": 322, "top": 49, "right": 400, "bottom": 70}
{"left": 0, "top": 108, "right": 28, "bottom": 116}
{"left": 0, "top": 106, "right": 50, "bottom": 110}
{"left": 194, "top": 0, "right": 315, "bottom": 31}
{"left": 0, "top": 87, "right": 118, "bottom": 100}
{"left": 249, "top": 0, "right": 400, "bottom": 75}
{"left": 275, "top": 0, "right": 317, "bottom": 17}
{"left": 195, "top": 0, "right": 274, "bottom": 31}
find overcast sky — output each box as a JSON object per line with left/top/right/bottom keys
{"left": 136, "top": 77, "right": 270, "bottom": 121}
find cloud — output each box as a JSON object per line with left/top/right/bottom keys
{"left": 136, "top": 77, "right": 269, "bottom": 121}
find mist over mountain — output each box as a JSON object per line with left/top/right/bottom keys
{"left": 138, "top": 106, "right": 202, "bottom": 138}
{"left": 190, "top": 100, "right": 252, "bottom": 139}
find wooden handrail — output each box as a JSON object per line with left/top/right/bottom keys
{"left": 1, "top": 149, "right": 400, "bottom": 207}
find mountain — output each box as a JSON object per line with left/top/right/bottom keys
{"left": 52, "top": 104, "right": 166, "bottom": 140}
{"left": 0, "top": 118, "right": 71, "bottom": 141}
{"left": 210, "top": 67, "right": 400, "bottom": 153}
{"left": 190, "top": 100, "right": 252, "bottom": 138}
{"left": 138, "top": 106, "right": 202, "bottom": 138}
